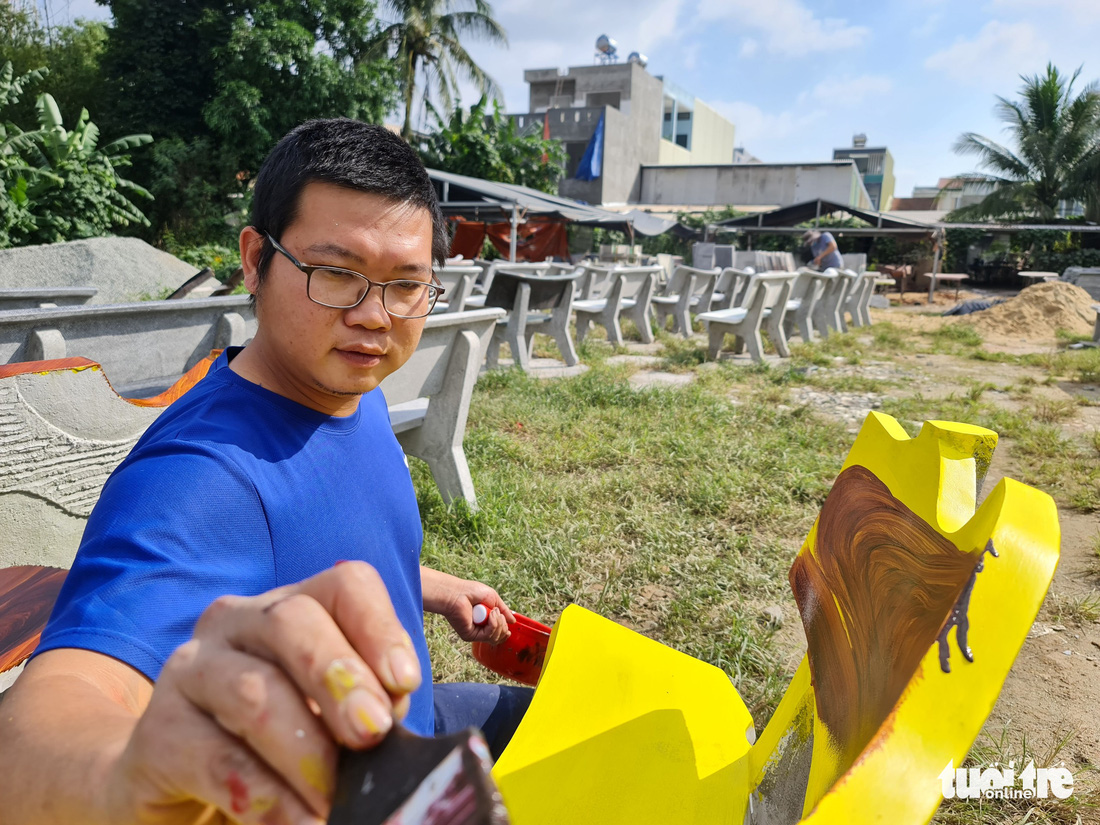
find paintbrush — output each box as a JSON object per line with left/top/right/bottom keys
{"left": 328, "top": 725, "right": 510, "bottom": 825}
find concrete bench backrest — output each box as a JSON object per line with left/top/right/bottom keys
{"left": 740, "top": 273, "right": 798, "bottom": 311}
{"left": 609, "top": 267, "right": 662, "bottom": 302}
{"left": 0, "top": 288, "right": 98, "bottom": 310}
{"left": 435, "top": 266, "right": 481, "bottom": 314}
{"left": 664, "top": 265, "right": 719, "bottom": 298}
{"left": 379, "top": 308, "right": 503, "bottom": 406}
{"left": 484, "top": 271, "right": 581, "bottom": 312}
{"left": 0, "top": 357, "right": 215, "bottom": 571}
{"left": 0, "top": 296, "right": 256, "bottom": 397}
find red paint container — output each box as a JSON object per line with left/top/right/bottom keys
{"left": 471, "top": 613, "right": 552, "bottom": 687}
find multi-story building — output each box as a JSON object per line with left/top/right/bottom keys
{"left": 510, "top": 61, "right": 736, "bottom": 205}
{"left": 832, "top": 135, "right": 895, "bottom": 211}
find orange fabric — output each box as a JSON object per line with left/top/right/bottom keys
{"left": 450, "top": 219, "right": 489, "bottom": 260}
{"left": 0, "top": 357, "right": 99, "bottom": 379}
{"left": 0, "top": 353, "right": 220, "bottom": 409}
{"left": 448, "top": 216, "right": 569, "bottom": 262}
{"left": 126, "top": 351, "right": 221, "bottom": 408}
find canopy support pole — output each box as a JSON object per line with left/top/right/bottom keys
{"left": 509, "top": 205, "right": 518, "bottom": 262}
{"left": 927, "top": 229, "right": 943, "bottom": 305}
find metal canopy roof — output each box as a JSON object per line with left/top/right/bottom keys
{"left": 427, "top": 169, "right": 677, "bottom": 236}
{"left": 714, "top": 198, "right": 937, "bottom": 236}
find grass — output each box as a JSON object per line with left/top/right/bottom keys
{"left": 1051, "top": 591, "right": 1100, "bottom": 625}
{"left": 932, "top": 723, "right": 1099, "bottom": 825}
{"left": 409, "top": 306, "right": 1097, "bottom": 822}
{"left": 413, "top": 360, "right": 849, "bottom": 726}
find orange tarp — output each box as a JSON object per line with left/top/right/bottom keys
{"left": 449, "top": 217, "right": 569, "bottom": 262}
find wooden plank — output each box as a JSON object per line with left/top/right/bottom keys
{"left": 0, "top": 566, "right": 68, "bottom": 674}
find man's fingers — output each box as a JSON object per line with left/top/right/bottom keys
{"left": 168, "top": 645, "right": 338, "bottom": 813}
{"left": 492, "top": 596, "right": 516, "bottom": 624}
{"left": 202, "top": 589, "right": 399, "bottom": 749}
{"left": 298, "top": 561, "right": 423, "bottom": 697}
{"left": 488, "top": 609, "right": 511, "bottom": 644}
{"left": 127, "top": 680, "right": 324, "bottom": 825}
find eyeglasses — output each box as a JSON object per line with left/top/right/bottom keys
{"left": 264, "top": 232, "right": 444, "bottom": 319}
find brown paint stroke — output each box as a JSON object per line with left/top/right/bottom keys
{"left": 789, "top": 465, "right": 982, "bottom": 770}
{"left": 0, "top": 566, "right": 68, "bottom": 674}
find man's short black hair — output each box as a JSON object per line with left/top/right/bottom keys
{"left": 250, "top": 119, "right": 448, "bottom": 283}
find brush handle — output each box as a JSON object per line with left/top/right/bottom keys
{"left": 472, "top": 603, "right": 490, "bottom": 626}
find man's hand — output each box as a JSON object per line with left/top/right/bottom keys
{"left": 117, "top": 561, "right": 420, "bottom": 824}
{"left": 1, "top": 562, "right": 421, "bottom": 825}
{"left": 421, "top": 567, "right": 515, "bottom": 645}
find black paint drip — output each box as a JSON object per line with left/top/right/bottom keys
{"left": 937, "top": 539, "right": 999, "bottom": 674}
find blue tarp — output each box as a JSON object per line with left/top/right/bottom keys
{"left": 574, "top": 113, "right": 604, "bottom": 181}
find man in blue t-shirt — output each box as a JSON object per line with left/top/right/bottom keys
{"left": 0, "top": 121, "right": 527, "bottom": 825}
{"left": 803, "top": 229, "right": 844, "bottom": 270}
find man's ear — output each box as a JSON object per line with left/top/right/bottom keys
{"left": 239, "top": 226, "right": 264, "bottom": 295}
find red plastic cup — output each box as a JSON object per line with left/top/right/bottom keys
{"left": 471, "top": 613, "right": 552, "bottom": 687}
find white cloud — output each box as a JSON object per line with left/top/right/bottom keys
{"left": 682, "top": 43, "right": 701, "bottom": 70}
{"left": 914, "top": 13, "right": 942, "bottom": 37}
{"left": 456, "top": 0, "right": 690, "bottom": 112}
{"left": 987, "top": 0, "right": 1100, "bottom": 23}
{"left": 739, "top": 38, "right": 759, "bottom": 58}
{"left": 709, "top": 99, "right": 822, "bottom": 147}
{"left": 924, "top": 21, "right": 1049, "bottom": 85}
{"left": 696, "top": 0, "right": 869, "bottom": 55}
{"left": 799, "top": 75, "right": 893, "bottom": 108}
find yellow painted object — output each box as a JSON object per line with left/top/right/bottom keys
{"left": 493, "top": 412, "right": 1060, "bottom": 825}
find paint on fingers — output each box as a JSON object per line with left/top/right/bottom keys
{"left": 300, "top": 754, "right": 332, "bottom": 796}
{"left": 226, "top": 770, "right": 250, "bottom": 815}
{"left": 322, "top": 658, "right": 360, "bottom": 703}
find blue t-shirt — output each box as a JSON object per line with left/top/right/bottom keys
{"left": 36, "top": 349, "right": 435, "bottom": 735}
{"left": 812, "top": 232, "right": 844, "bottom": 270}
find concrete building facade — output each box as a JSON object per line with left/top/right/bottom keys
{"left": 511, "top": 62, "right": 735, "bottom": 204}
{"left": 639, "top": 161, "right": 874, "bottom": 210}
{"left": 833, "top": 134, "right": 895, "bottom": 211}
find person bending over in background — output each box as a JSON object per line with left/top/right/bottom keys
{"left": 803, "top": 229, "right": 844, "bottom": 270}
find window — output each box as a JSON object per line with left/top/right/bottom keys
{"left": 586, "top": 91, "right": 621, "bottom": 109}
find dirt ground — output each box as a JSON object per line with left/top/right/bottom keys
{"left": 736, "top": 297, "right": 1100, "bottom": 814}
{"left": 864, "top": 303, "right": 1100, "bottom": 791}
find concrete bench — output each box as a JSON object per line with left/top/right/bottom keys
{"left": 0, "top": 296, "right": 256, "bottom": 398}
{"left": 573, "top": 265, "right": 660, "bottom": 346}
{"left": 651, "top": 265, "right": 721, "bottom": 338}
{"left": 0, "top": 307, "right": 505, "bottom": 579}
{"left": 698, "top": 273, "right": 797, "bottom": 362}
{"left": 0, "top": 288, "right": 98, "bottom": 310}
{"left": 433, "top": 265, "right": 481, "bottom": 314}
{"left": 483, "top": 270, "right": 581, "bottom": 370}
{"left": 381, "top": 307, "right": 505, "bottom": 508}
{"left": 1062, "top": 268, "right": 1100, "bottom": 301}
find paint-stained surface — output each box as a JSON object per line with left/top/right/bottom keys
{"left": 491, "top": 413, "right": 1060, "bottom": 825}
{"left": 789, "top": 464, "right": 980, "bottom": 771}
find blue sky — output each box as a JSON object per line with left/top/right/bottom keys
{"left": 56, "top": 0, "right": 1100, "bottom": 202}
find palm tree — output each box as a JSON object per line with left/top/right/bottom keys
{"left": 375, "top": 0, "right": 508, "bottom": 141}
{"left": 953, "top": 64, "right": 1100, "bottom": 221}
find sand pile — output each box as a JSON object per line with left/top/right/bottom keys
{"left": 957, "top": 281, "right": 1096, "bottom": 341}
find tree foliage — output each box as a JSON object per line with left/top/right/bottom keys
{"left": 417, "top": 97, "right": 565, "bottom": 193}
{"left": 1, "top": 61, "right": 152, "bottom": 248}
{"left": 0, "top": 5, "right": 107, "bottom": 126}
{"left": 373, "top": 0, "right": 507, "bottom": 140}
{"left": 953, "top": 64, "right": 1100, "bottom": 222}
{"left": 97, "top": 0, "right": 400, "bottom": 244}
